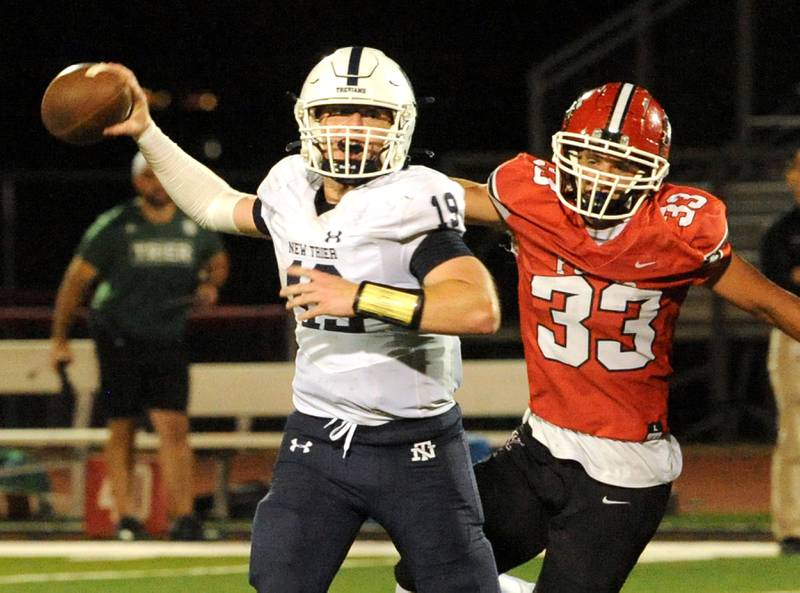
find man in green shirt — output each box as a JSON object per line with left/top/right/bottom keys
{"left": 50, "top": 152, "right": 229, "bottom": 540}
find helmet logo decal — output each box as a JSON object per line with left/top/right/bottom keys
{"left": 347, "top": 46, "right": 364, "bottom": 85}
{"left": 606, "top": 83, "right": 636, "bottom": 134}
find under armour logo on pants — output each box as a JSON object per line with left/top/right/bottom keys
{"left": 289, "top": 438, "right": 313, "bottom": 453}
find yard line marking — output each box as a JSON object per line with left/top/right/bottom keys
{"left": 0, "top": 540, "right": 399, "bottom": 560}
{"left": 637, "top": 541, "right": 779, "bottom": 563}
{"left": 0, "top": 556, "right": 397, "bottom": 586}
{"left": 341, "top": 558, "right": 397, "bottom": 568}
{"left": 0, "top": 541, "right": 251, "bottom": 559}
{"left": 0, "top": 564, "right": 248, "bottom": 585}
{"left": 0, "top": 540, "right": 778, "bottom": 567}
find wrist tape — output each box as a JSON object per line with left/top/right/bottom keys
{"left": 353, "top": 281, "right": 425, "bottom": 329}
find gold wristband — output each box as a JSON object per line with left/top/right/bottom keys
{"left": 353, "top": 281, "right": 425, "bottom": 329}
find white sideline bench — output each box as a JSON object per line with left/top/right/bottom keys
{"left": 0, "top": 340, "right": 529, "bottom": 517}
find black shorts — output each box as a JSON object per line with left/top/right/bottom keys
{"left": 396, "top": 420, "right": 671, "bottom": 593}
{"left": 249, "top": 407, "right": 499, "bottom": 593}
{"left": 92, "top": 327, "right": 189, "bottom": 419}
{"left": 475, "top": 421, "right": 671, "bottom": 593}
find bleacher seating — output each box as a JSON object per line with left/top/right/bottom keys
{"left": 674, "top": 180, "right": 794, "bottom": 341}
{"left": 0, "top": 339, "right": 529, "bottom": 518}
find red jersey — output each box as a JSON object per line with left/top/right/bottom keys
{"left": 489, "top": 153, "right": 731, "bottom": 441}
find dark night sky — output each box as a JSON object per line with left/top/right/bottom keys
{"left": 5, "top": 1, "right": 800, "bottom": 173}
{"left": 3, "top": 1, "right": 800, "bottom": 299}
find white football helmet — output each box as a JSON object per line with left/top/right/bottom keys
{"left": 294, "top": 47, "right": 417, "bottom": 182}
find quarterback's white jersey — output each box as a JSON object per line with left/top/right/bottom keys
{"left": 255, "top": 155, "right": 467, "bottom": 425}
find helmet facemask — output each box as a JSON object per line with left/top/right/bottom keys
{"left": 553, "top": 132, "right": 669, "bottom": 221}
{"left": 295, "top": 102, "right": 416, "bottom": 183}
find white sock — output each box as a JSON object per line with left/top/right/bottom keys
{"left": 498, "top": 573, "right": 536, "bottom": 593}
{"left": 394, "top": 574, "right": 535, "bottom": 593}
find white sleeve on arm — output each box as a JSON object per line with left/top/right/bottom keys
{"left": 136, "top": 123, "right": 249, "bottom": 233}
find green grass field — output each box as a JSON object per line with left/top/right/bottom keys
{"left": 0, "top": 547, "right": 796, "bottom": 593}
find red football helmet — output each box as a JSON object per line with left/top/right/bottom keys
{"left": 552, "top": 82, "right": 671, "bottom": 221}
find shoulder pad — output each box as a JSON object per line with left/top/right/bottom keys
{"left": 488, "top": 153, "right": 557, "bottom": 219}
{"left": 657, "top": 184, "right": 730, "bottom": 262}
{"left": 257, "top": 155, "right": 315, "bottom": 200}
{"left": 358, "top": 167, "right": 467, "bottom": 240}
{"left": 490, "top": 153, "right": 555, "bottom": 195}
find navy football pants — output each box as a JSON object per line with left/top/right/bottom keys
{"left": 249, "top": 408, "right": 499, "bottom": 593}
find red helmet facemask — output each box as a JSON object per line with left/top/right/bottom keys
{"left": 552, "top": 82, "right": 671, "bottom": 221}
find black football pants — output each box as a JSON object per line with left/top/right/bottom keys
{"left": 396, "top": 421, "right": 671, "bottom": 593}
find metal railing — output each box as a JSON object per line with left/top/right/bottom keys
{"left": 526, "top": 0, "right": 692, "bottom": 155}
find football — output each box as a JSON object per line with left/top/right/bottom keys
{"left": 40, "top": 63, "right": 132, "bottom": 145}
